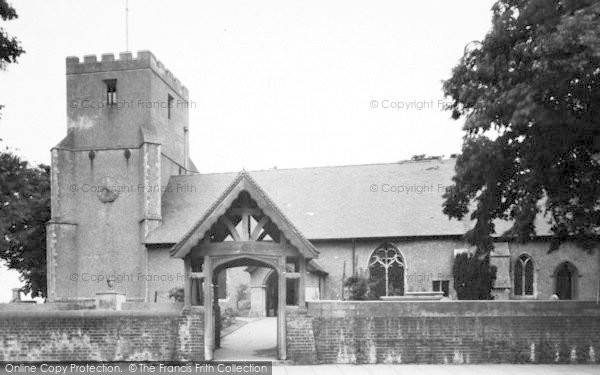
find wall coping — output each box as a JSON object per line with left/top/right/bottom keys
{"left": 0, "top": 309, "right": 185, "bottom": 320}
{"left": 307, "top": 300, "right": 600, "bottom": 317}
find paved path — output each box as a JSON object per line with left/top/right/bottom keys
{"left": 272, "top": 365, "right": 600, "bottom": 374}
{"left": 213, "top": 317, "right": 277, "bottom": 361}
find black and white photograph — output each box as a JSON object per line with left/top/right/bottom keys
{"left": 0, "top": 1, "right": 599, "bottom": 374}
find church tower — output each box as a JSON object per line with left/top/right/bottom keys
{"left": 46, "top": 51, "right": 194, "bottom": 302}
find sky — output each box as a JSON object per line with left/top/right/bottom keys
{"left": 0, "top": 0, "right": 496, "bottom": 302}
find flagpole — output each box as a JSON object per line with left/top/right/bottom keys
{"left": 125, "top": 0, "right": 129, "bottom": 51}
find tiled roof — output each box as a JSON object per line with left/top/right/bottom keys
{"left": 145, "top": 158, "right": 553, "bottom": 244}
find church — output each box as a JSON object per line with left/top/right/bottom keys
{"left": 46, "top": 50, "right": 600, "bottom": 320}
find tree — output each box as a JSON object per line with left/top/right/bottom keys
{"left": 452, "top": 252, "right": 497, "bottom": 300}
{"left": 443, "top": 0, "right": 600, "bottom": 254}
{"left": 0, "top": 145, "right": 50, "bottom": 297}
{"left": 0, "top": 0, "right": 25, "bottom": 117}
{"left": 235, "top": 284, "right": 249, "bottom": 309}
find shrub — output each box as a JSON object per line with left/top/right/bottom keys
{"left": 168, "top": 287, "right": 184, "bottom": 302}
{"left": 343, "top": 276, "right": 369, "bottom": 300}
{"left": 220, "top": 307, "right": 238, "bottom": 328}
{"left": 452, "top": 252, "right": 496, "bottom": 300}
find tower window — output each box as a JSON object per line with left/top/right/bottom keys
{"left": 168, "top": 94, "right": 174, "bottom": 119}
{"left": 104, "top": 79, "right": 117, "bottom": 105}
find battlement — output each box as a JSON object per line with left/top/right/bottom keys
{"left": 66, "top": 50, "right": 188, "bottom": 99}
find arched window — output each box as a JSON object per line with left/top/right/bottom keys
{"left": 555, "top": 262, "right": 577, "bottom": 300}
{"left": 514, "top": 254, "right": 534, "bottom": 296}
{"left": 368, "top": 244, "right": 404, "bottom": 298}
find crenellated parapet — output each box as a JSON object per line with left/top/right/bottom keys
{"left": 66, "top": 50, "right": 188, "bottom": 99}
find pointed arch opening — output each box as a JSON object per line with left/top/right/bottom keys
{"left": 209, "top": 256, "right": 279, "bottom": 361}
{"left": 554, "top": 262, "right": 578, "bottom": 300}
{"left": 368, "top": 243, "right": 405, "bottom": 298}
{"left": 514, "top": 254, "right": 534, "bottom": 297}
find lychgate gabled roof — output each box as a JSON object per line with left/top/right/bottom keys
{"left": 170, "top": 171, "right": 319, "bottom": 259}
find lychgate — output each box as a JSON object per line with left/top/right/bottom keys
{"left": 170, "top": 171, "right": 319, "bottom": 360}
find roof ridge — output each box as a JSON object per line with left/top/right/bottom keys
{"left": 169, "top": 158, "right": 456, "bottom": 178}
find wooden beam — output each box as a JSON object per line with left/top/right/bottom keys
{"left": 298, "top": 258, "right": 306, "bottom": 306}
{"left": 278, "top": 256, "right": 287, "bottom": 360}
{"left": 257, "top": 231, "right": 269, "bottom": 241}
{"left": 204, "top": 256, "right": 214, "bottom": 360}
{"left": 251, "top": 216, "right": 270, "bottom": 241}
{"left": 278, "top": 230, "right": 287, "bottom": 244}
{"left": 229, "top": 208, "right": 261, "bottom": 217}
{"left": 241, "top": 214, "right": 250, "bottom": 241}
{"left": 221, "top": 217, "right": 241, "bottom": 241}
{"left": 196, "top": 241, "right": 300, "bottom": 257}
{"left": 184, "top": 256, "right": 192, "bottom": 307}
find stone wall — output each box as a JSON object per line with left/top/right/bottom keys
{"left": 0, "top": 306, "right": 203, "bottom": 362}
{"left": 311, "top": 238, "right": 600, "bottom": 301}
{"left": 48, "top": 50, "right": 192, "bottom": 303}
{"left": 508, "top": 241, "right": 600, "bottom": 300}
{"left": 146, "top": 247, "right": 185, "bottom": 302}
{"left": 285, "top": 301, "right": 600, "bottom": 364}
{"left": 312, "top": 238, "right": 469, "bottom": 300}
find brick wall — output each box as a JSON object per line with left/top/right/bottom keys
{"left": 0, "top": 307, "right": 204, "bottom": 362}
{"left": 286, "top": 307, "right": 317, "bottom": 363}
{"left": 5, "top": 301, "right": 599, "bottom": 364}
{"left": 177, "top": 307, "right": 205, "bottom": 361}
{"left": 286, "top": 301, "right": 600, "bottom": 364}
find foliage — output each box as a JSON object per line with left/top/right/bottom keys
{"left": 0, "top": 0, "right": 25, "bottom": 117}
{"left": 0, "top": 0, "right": 23, "bottom": 68}
{"left": 237, "top": 299, "right": 251, "bottom": 313}
{"left": 452, "top": 252, "right": 497, "bottom": 300}
{"left": 220, "top": 307, "right": 238, "bottom": 329}
{"left": 443, "top": 0, "right": 600, "bottom": 254}
{"left": 168, "top": 287, "right": 184, "bottom": 302}
{"left": 0, "top": 146, "right": 50, "bottom": 297}
{"left": 343, "top": 276, "right": 369, "bottom": 300}
{"left": 410, "top": 154, "right": 443, "bottom": 161}
{"left": 235, "top": 284, "right": 249, "bottom": 309}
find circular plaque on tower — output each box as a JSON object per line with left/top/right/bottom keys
{"left": 96, "top": 176, "right": 120, "bottom": 203}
